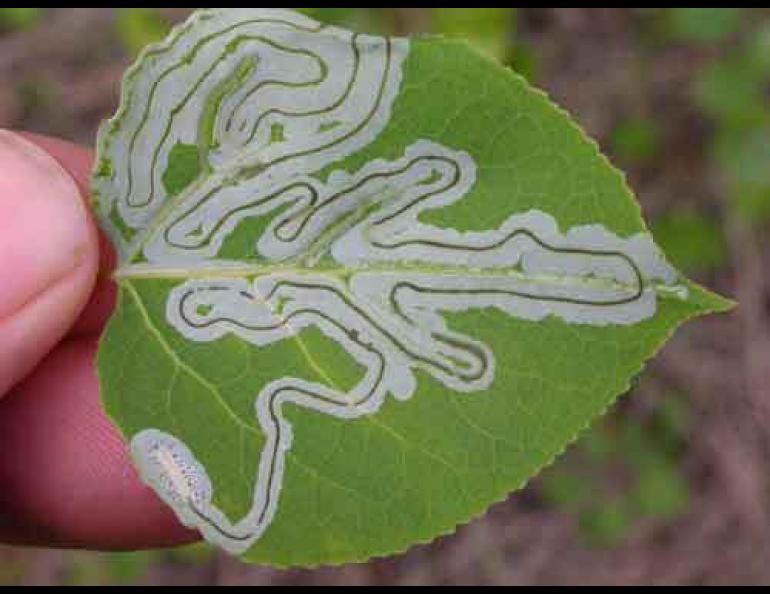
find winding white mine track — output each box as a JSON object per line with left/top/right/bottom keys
{"left": 95, "top": 9, "right": 684, "bottom": 554}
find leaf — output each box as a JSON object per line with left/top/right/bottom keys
{"left": 611, "top": 117, "right": 661, "bottom": 165}
{"left": 667, "top": 8, "right": 743, "bottom": 45}
{"left": 93, "top": 8, "right": 731, "bottom": 567}
{"left": 716, "top": 126, "right": 770, "bottom": 221}
{"left": 432, "top": 8, "right": 515, "bottom": 61}
{"left": 115, "top": 8, "right": 173, "bottom": 58}
{"left": 652, "top": 210, "right": 728, "bottom": 275}
{"left": 694, "top": 54, "right": 768, "bottom": 130}
{"left": 297, "top": 8, "right": 367, "bottom": 30}
{"left": 0, "top": 8, "right": 43, "bottom": 32}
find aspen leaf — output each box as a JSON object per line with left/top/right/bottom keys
{"left": 93, "top": 8, "right": 731, "bottom": 567}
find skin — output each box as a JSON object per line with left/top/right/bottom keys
{"left": 0, "top": 130, "right": 198, "bottom": 550}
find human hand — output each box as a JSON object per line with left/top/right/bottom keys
{"left": 0, "top": 131, "right": 197, "bottom": 550}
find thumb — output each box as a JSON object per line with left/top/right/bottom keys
{"left": 0, "top": 130, "right": 99, "bottom": 396}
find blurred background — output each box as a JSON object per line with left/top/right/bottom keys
{"left": 0, "top": 7, "right": 769, "bottom": 586}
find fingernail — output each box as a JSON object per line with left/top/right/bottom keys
{"left": 0, "top": 130, "right": 94, "bottom": 320}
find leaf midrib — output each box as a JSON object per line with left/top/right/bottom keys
{"left": 115, "top": 260, "right": 667, "bottom": 297}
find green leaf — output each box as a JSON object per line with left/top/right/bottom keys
{"left": 611, "top": 117, "right": 661, "bottom": 165}
{"left": 432, "top": 8, "right": 515, "bottom": 61}
{"left": 115, "top": 8, "right": 172, "bottom": 57}
{"left": 632, "top": 458, "right": 689, "bottom": 520}
{"left": 716, "top": 126, "right": 770, "bottom": 221}
{"left": 297, "top": 8, "right": 361, "bottom": 28}
{"left": 747, "top": 23, "right": 770, "bottom": 72}
{"left": 93, "top": 8, "right": 731, "bottom": 567}
{"left": 667, "top": 8, "right": 743, "bottom": 45}
{"left": 0, "top": 8, "right": 43, "bottom": 32}
{"left": 579, "top": 501, "right": 632, "bottom": 549}
{"left": 694, "top": 54, "right": 768, "bottom": 130}
{"left": 652, "top": 210, "right": 728, "bottom": 275}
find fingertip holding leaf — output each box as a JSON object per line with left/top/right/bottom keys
{"left": 93, "top": 8, "right": 733, "bottom": 567}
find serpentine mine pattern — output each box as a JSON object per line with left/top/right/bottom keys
{"left": 95, "top": 8, "right": 685, "bottom": 554}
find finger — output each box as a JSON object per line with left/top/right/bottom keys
{"left": 0, "top": 338, "right": 198, "bottom": 550}
{"left": 19, "top": 133, "right": 118, "bottom": 338}
{"left": 19, "top": 133, "right": 94, "bottom": 197}
{"left": 0, "top": 131, "right": 99, "bottom": 395}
